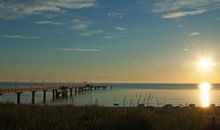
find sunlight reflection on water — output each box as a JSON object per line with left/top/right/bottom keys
{"left": 199, "top": 82, "right": 211, "bottom": 107}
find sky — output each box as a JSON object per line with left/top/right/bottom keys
{"left": 1, "top": 0, "right": 220, "bottom": 83}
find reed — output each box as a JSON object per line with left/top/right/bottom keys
{"left": 137, "top": 94, "right": 142, "bottom": 106}
{"left": 0, "top": 103, "right": 219, "bottom": 130}
{"left": 122, "top": 96, "right": 127, "bottom": 107}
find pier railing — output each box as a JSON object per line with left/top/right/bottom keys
{"left": 0, "top": 85, "right": 84, "bottom": 94}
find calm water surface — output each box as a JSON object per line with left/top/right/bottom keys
{"left": 1, "top": 82, "right": 220, "bottom": 107}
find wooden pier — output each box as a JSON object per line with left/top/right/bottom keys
{"left": 0, "top": 83, "right": 107, "bottom": 104}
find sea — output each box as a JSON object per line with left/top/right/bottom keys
{"left": 0, "top": 82, "right": 220, "bottom": 107}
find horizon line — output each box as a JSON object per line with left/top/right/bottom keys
{"left": 0, "top": 80, "right": 218, "bottom": 84}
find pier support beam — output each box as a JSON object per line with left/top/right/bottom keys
{"left": 75, "top": 88, "right": 77, "bottom": 94}
{"left": 55, "top": 90, "right": 58, "bottom": 98}
{"left": 16, "top": 92, "right": 22, "bottom": 104}
{"left": 43, "top": 90, "right": 47, "bottom": 103}
{"left": 32, "top": 91, "right": 36, "bottom": 104}
{"left": 52, "top": 89, "right": 56, "bottom": 100}
{"left": 70, "top": 88, "right": 73, "bottom": 97}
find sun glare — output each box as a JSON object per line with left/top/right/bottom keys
{"left": 197, "top": 57, "right": 214, "bottom": 71}
{"left": 199, "top": 82, "right": 211, "bottom": 107}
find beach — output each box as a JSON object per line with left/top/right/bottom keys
{"left": 0, "top": 103, "right": 219, "bottom": 130}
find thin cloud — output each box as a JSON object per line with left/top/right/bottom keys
{"left": 2, "top": 35, "right": 39, "bottom": 39}
{"left": 190, "top": 32, "right": 201, "bottom": 36}
{"left": 108, "top": 12, "right": 124, "bottom": 19}
{"left": 184, "top": 48, "right": 189, "bottom": 51}
{"left": 72, "top": 19, "right": 91, "bottom": 30}
{"left": 153, "top": 0, "right": 220, "bottom": 19}
{"left": 162, "top": 10, "right": 206, "bottom": 19}
{"left": 71, "top": 19, "right": 102, "bottom": 37}
{"left": 105, "top": 36, "right": 113, "bottom": 39}
{"left": 0, "top": 0, "right": 97, "bottom": 20}
{"left": 58, "top": 48, "right": 102, "bottom": 52}
{"left": 80, "top": 30, "right": 103, "bottom": 36}
{"left": 104, "top": 34, "right": 124, "bottom": 39}
{"left": 153, "top": 0, "right": 208, "bottom": 13}
{"left": 115, "top": 26, "right": 125, "bottom": 31}
{"left": 35, "top": 20, "right": 64, "bottom": 25}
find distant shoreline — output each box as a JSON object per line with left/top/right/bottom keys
{"left": 1, "top": 80, "right": 220, "bottom": 84}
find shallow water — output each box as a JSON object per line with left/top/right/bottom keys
{"left": 1, "top": 82, "right": 220, "bottom": 107}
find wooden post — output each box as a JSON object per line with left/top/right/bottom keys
{"left": 32, "top": 91, "right": 36, "bottom": 104}
{"left": 70, "top": 88, "right": 73, "bottom": 97}
{"left": 52, "top": 89, "right": 55, "bottom": 100}
{"left": 43, "top": 90, "right": 47, "bottom": 103}
{"left": 16, "top": 92, "right": 22, "bottom": 104}
{"left": 75, "top": 88, "right": 77, "bottom": 94}
{"left": 55, "top": 90, "right": 58, "bottom": 98}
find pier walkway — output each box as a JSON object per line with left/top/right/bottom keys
{"left": 0, "top": 83, "right": 107, "bottom": 104}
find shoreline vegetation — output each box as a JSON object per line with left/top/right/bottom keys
{"left": 1, "top": 103, "right": 220, "bottom": 130}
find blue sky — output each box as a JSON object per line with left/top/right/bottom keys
{"left": 1, "top": 0, "right": 220, "bottom": 83}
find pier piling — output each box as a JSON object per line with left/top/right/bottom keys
{"left": 70, "top": 88, "right": 73, "bottom": 96}
{"left": 16, "top": 92, "right": 22, "bottom": 104}
{"left": 43, "top": 90, "right": 47, "bottom": 103}
{"left": 52, "top": 89, "right": 55, "bottom": 100}
{"left": 55, "top": 90, "right": 58, "bottom": 98}
{"left": 32, "top": 91, "right": 36, "bottom": 104}
{"left": 75, "top": 88, "right": 77, "bottom": 94}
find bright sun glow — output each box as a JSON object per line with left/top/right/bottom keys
{"left": 197, "top": 57, "right": 214, "bottom": 71}
{"left": 199, "top": 82, "right": 211, "bottom": 107}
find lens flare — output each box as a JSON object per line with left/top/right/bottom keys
{"left": 199, "top": 82, "right": 211, "bottom": 107}
{"left": 197, "top": 58, "right": 214, "bottom": 71}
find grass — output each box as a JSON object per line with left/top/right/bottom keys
{"left": 0, "top": 103, "right": 220, "bottom": 130}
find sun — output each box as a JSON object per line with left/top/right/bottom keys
{"left": 197, "top": 57, "right": 214, "bottom": 71}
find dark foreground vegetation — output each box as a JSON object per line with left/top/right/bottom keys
{"left": 0, "top": 103, "right": 220, "bottom": 130}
